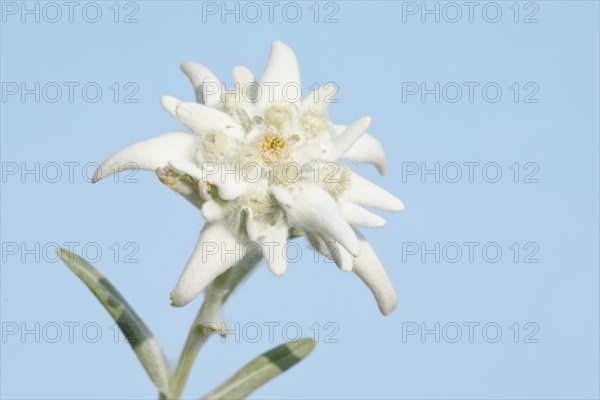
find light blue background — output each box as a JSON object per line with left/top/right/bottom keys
{"left": 1, "top": 1, "right": 599, "bottom": 399}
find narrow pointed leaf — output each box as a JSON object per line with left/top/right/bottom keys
{"left": 203, "top": 338, "right": 316, "bottom": 400}
{"left": 57, "top": 248, "right": 171, "bottom": 395}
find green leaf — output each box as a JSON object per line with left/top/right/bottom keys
{"left": 236, "top": 108, "right": 252, "bottom": 132}
{"left": 251, "top": 115, "right": 263, "bottom": 126}
{"left": 57, "top": 248, "right": 171, "bottom": 395}
{"left": 202, "top": 338, "right": 316, "bottom": 400}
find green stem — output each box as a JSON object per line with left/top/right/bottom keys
{"left": 169, "top": 293, "right": 223, "bottom": 399}
{"left": 167, "top": 259, "right": 257, "bottom": 399}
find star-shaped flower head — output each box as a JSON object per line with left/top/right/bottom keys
{"left": 93, "top": 41, "right": 404, "bottom": 315}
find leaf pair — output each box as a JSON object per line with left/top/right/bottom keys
{"left": 57, "top": 248, "right": 315, "bottom": 399}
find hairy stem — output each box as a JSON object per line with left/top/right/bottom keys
{"left": 169, "top": 294, "right": 222, "bottom": 399}
{"left": 167, "top": 259, "right": 257, "bottom": 399}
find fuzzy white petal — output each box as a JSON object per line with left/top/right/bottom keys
{"left": 232, "top": 66, "right": 258, "bottom": 106}
{"left": 161, "top": 95, "right": 181, "bottom": 118}
{"left": 335, "top": 125, "right": 388, "bottom": 175}
{"left": 233, "top": 66, "right": 255, "bottom": 88}
{"left": 339, "top": 201, "right": 386, "bottom": 228}
{"left": 344, "top": 172, "right": 405, "bottom": 212}
{"left": 175, "top": 102, "right": 243, "bottom": 139}
{"left": 333, "top": 242, "right": 353, "bottom": 272}
{"left": 201, "top": 76, "right": 223, "bottom": 108}
{"left": 171, "top": 221, "right": 245, "bottom": 307}
{"left": 209, "top": 181, "right": 246, "bottom": 201}
{"left": 352, "top": 230, "right": 398, "bottom": 315}
{"left": 155, "top": 166, "right": 205, "bottom": 209}
{"left": 269, "top": 185, "right": 293, "bottom": 207}
{"left": 277, "top": 184, "right": 360, "bottom": 257}
{"left": 258, "top": 41, "right": 301, "bottom": 105}
{"left": 92, "top": 132, "right": 198, "bottom": 183}
{"left": 301, "top": 84, "right": 337, "bottom": 112}
{"left": 246, "top": 211, "right": 289, "bottom": 276}
{"left": 166, "top": 160, "right": 212, "bottom": 200}
{"left": 206, "top": 173, "right": 246, "bottom": 201}
{"left": 201, "top": 200, "right": 226, "bottom": 222}
{"left": 327, "top": 117, "right": 371, "bottom": 161}
{"left": 168, "top": 160, "right": 204, "bottom": 181}
{"left": 308, "top": 232, "right": 353, "bottom": 272}
{"left": 180, "top": 61, "right": 220, "bottom": 105}
{"left": 170, "top": 160, "right": 246, "bottom": 201}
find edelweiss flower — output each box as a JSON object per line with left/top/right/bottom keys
{"left": 93, "top": 41, "right": 404, "bottom": 315}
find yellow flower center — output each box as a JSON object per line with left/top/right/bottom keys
{"left": 258, "top": 133, "right": 289, "bottom": 163}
